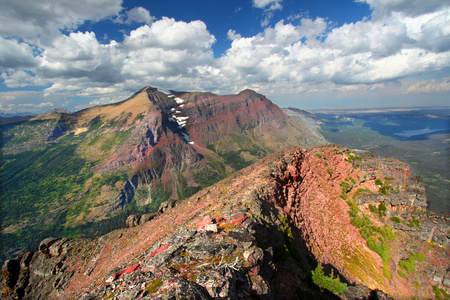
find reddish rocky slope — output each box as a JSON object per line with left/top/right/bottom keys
{"left": 2, "top": 145, "right": 448, "bottom": 299}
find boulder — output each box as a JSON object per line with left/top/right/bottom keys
{"left": 125, "top": 214, "right": 141, "bottom": 228}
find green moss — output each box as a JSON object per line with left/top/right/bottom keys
{"left": 346, "top": 200, "right": 360, "bottom": 217}
{"left": 327, "top": 168, "right": 333, "bottom": 176}
{"left": 340, "top": 181, "right": 350, "bottom": 192}
{"left": 399, "top": 259, "right": 415, "bottom": 273}
{"left": 382, "top": 261, "right": 391, "bottom": 280}
{"left": 432, "top": 285, "right": 450, "bottom": 300}
{"left": 134, "top": 113, "right": 145, "bottom": 122}
{"left": 346, "top": 200, "right": 394, "bottom": 279}
{"left": 414, "top": 251, "right": 425, "bottom": 262}
{"left": 316, "top": 153, "right": 323, "bottom": 158}
{"left": 398, "top": 252, "right": 425, "bottom": 273}
{"left": 340, "top": 180, "right": 351, "bottom": 199}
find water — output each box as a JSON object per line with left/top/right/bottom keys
{"left": 394, "top": 128, "right": 448, "bottom": 138}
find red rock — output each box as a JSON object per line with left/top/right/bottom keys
{"left": 149, "top": 244, "right": 171, "bottom": 258}
{"left": 196, "top": 216, "right": 213, "bottom": 231}
{"left": 230, "top": 214, "right": 245, "bottom": 226}
{"left": 123, "top": 263, "right": 140, "bottom": 274}
{"left": 215, "top": 216, "right": 225, "bottom": 223}
{"left": 110, "top": 263, "right": 141, "bottom": 281}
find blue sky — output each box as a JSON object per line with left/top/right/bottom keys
{"left": 0, "top": 0, "right": 449, "bottom": 113}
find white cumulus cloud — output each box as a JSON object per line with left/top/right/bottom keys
{"left": 0, "top": 0, "right": 123, "bottom": 44}
{"left": 116, "top": 7, "right": 155, "bottom": 25}
{"left": 0, "top": 0, "right": 449, "bottom": 113}
{"left": 0, "top": 38, "right": 38, "bottom": 70}
{"left": 124, "top": 17, "right": 215, "bottom": 51}
{"left": 406, "top": 77, "right": 450, "bottom": 93}
{"left": 253, "top": 0, "right": 283, "bottom": 11}
{"left": 356, "top": 0, "right": 449, "bottom": 18}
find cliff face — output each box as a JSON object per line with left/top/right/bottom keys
{"left": 2, "top": 145, "right": 448, "bottom": 299}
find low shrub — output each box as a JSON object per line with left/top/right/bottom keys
{"left": 311, "top": 264, "right": 347, "bottom": 295}
{"left": 397, "top": 269, "right": 407, "bottom": 279}
{"left": 408, "top": 218, "right": 421, "bottom": 228}
{"left": 390, "top": 216, "right": 401, "bottom": 223}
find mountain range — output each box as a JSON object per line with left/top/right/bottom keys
{"left": 1, "top": 86, "right": 326, "bottom": 262}
{"left": 1, "top": 86, "right": 448, "bottom": 299}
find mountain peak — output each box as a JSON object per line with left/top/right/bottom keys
{"left": 237, "top": 88, "right": 259, "bottom": 96}
{"left": 36, "top": 108, "right": 71, "bottom": 118}
{"left": 0, "top": 85, "right": 328, "bottom": 274}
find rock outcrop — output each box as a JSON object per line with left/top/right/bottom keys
{"left": 1, "top": 145, "right": 448, "bottom": 299}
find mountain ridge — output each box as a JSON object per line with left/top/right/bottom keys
{"left": 1, "top": 145, "right": 448, "bottom": 299}
{"left": 1, "top": 86, "right": 327, "bottom": 263}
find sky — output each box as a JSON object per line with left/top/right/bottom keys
{"left": 0, "top": 0, "right": 449, "bottom": 114}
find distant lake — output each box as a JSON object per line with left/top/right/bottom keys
{"left": 316, "top": 111, "right": 450, "bottom": 141}
{"left": 394, "top": 128, "right": 448, "bottom": 138}
{"left": 315, "top": 107, "right": 450, "bottom": 214}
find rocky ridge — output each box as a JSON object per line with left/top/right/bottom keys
{"left": 1, "top": 145, "right": 448, "bottom": 299}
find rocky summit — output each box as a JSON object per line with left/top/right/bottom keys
{"left": 1, "top": 145, "right": 448, "bottom": 299}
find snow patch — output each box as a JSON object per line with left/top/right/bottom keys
{"left": 166, "top": 95, "right": 193, "bottom": 144}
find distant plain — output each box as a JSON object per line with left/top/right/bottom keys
{"left": 313, "top": 107, "right": 450, "bottom": 214}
